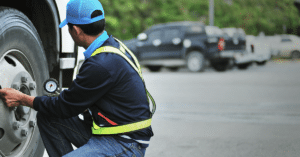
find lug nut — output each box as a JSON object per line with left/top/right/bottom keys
{"left": 12, "top": 83, "right": 20, "bottom": 90}
{"left": 21, "top": 76, "right": 28, "bottom": 83}
{"left": 29, "top": 121, "right": 36, "bottom": 127}
{"left": 13, "top": 122, "right": 20, "bottom": 130}
{"left": 21, "top": 129, "right": 28, "bottom": 137}
{"left": 29, "top": 82, "right": 36, "bottom": 90}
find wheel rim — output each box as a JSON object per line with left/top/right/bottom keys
{"left": 0, "top": 50, "right": 37, "bottom": 156}
{"left": 187, "top": 53, "right": 203, "bottom": 72}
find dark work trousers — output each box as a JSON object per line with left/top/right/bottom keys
{"left": 36, "top": 112, "right": 146, "bottom": 157}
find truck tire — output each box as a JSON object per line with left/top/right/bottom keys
{"left": 237, "top": 63, "right": 252, "bottom": 70}
{"left": 0, "top": 7, "right": 48, "bottom": 157}
{"left": 147, "top": 66, "right": 162, "bottom": 72}
{"left": 186, "top": 51, "right": 205, "bottom": 72}
{"left": 291, "top": 51, "right": 300, "bottom": 59}
{"left": 211, "top": 60, "right": 229, "bottom": 72}
{"left": 256, "top": 61, "right": 267, "bottom": 66}
{"left": 167, "top": 67, "right": 179, "bottom": 72}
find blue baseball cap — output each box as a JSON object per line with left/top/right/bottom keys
{"left": 59, "top": 0, "right": 105, "bottom": 28}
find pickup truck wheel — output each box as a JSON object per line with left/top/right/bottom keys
{"left": 211, "top": 60, "right": 229, "bottom": 72}
{"left": 186, "top": 51, "right": 205, "bottom": 72}
{"left": 0, "top": 7, "right": 48, "bottom": 157}
{"left": 147, "top": 66, "right": 162, "bottom": 72}
{"left": 291, "top": 51, "right": 300, "bottom": 59}
{"left": 256, "top": 61, "right": 267, "bottom": 66}
{"left": 167, "top": 67, "right": 179, "bottom": 72}
{"left": 237, "top": 63, "right": 252, "bottom": 70}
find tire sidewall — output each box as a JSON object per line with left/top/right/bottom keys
{"left": 0, "top": 8, "right": 48, "bottom": 157}
{"left": 146, "top": 65, "right": 162, "bottom": 72}
{"left": 186, "top": 51, "right": 205, "bottom": 72}
{"left": 211, "top": 60, "right": 229, "bottom": 72}
{"left": 291, "top": 51, "right": 300, "bottom": 59}
{"left": 237, "top": 62, "right": 251, "bottom": 70}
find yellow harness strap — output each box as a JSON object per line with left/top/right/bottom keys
{"left": 90, "top": 38, "right": 156, "bottom": 135}
{"left": 92, "top": 118, "right": 152, "bottom": 135}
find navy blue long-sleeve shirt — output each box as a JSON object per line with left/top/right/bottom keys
{"left": 33, "top": 32, "right": 153, "bottom": 147}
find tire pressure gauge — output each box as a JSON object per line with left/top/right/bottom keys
{"left": 44, "top": 78, "right": 59, "bottom": 93}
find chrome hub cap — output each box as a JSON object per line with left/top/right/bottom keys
{"left": 187, "top": 53, "right": 204, "bottom": 72}
{"left": 0, "top": 50, "right": 37, "bottom": 156}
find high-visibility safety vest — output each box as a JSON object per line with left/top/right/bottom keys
{"left": 90, "top": 38, "right": 156, "bottom": 135}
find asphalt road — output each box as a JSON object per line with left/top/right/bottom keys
{"left": 144, "top": 60, "right": 300, "bottom": 157}
{"left": 44, "top": 60, "right": 300, "bottom": 157}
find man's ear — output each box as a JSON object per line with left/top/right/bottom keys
{"left": 73, "top": 25, "right": 83, "bottom": 35}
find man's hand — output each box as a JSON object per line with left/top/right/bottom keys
{"left": 0, "top": 88, "right": 35, "bottom": 108}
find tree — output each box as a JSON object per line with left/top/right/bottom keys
{"left": 100, "top": 0, "right": 300, "bottom": 40}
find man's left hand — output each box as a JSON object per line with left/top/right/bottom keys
{"left": 0, "top": 88, "right": 25, "bottom": 107}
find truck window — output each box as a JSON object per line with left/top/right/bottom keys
{"left": 205, "top": 26, "right": 223, "bottom": 36}
{"left": 222, "top": 28, "right": 236, "bottom": 38}
{"left": 164, "top": 29, "right": 180, "bottom": 41}
{"left": 187, "top": 25, "right": 203, "bottom": 34}
{"left": 147, "top": 30, "right": 161, "bottom": 42}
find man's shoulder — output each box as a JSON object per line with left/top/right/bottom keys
{"left": 92, "top": 36, "right": 127, "bottom": 64}
{"left": 87, "top": 35, "right": 134, "bottom": 72}
{"left": 86, "top": 49, "right": 128, "bottom": 72}
{"left": 101, "top": 35, "right": 119, "bottom": 48}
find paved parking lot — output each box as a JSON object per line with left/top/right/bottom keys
{"left": 44, "top": 60, "right": 300, "bottom": 157}
{"left": 143, "top": 60, "right": 300, "bottom": 157}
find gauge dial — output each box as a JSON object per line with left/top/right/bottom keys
{"left": 44, "top": 78, "right": 58, "bottom": 93}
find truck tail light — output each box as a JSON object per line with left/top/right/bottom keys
{"left": 218, "top": 38, "right": 225, "bottom": 51}
{"left": 251, "top": 44, "right": 254, "bottom": 53}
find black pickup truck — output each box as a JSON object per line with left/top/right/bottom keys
{"left": 123, "top": 21, "right": 247, "bottom": 72}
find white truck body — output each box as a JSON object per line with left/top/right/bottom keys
{"left": 55, "top": 0, "right": 85, "bottom": 79}
{"left": 245, "top": 35, "right": 272, "bottom": 63}
{"left": 56, "top": 0, "right": 75, "bottom": 53}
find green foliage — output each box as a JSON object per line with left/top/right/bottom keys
{"left": 99, "top": 0, "right": 300, "bottom": 40}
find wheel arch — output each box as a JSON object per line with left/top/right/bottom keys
{"left": 184, "top": 47, "right": 205, "bottom": 59}
{"left": 291, "top": 50, "right": 300, "bottom": 54}
{"left": 0, "top": 0, "right": 61, "bottom": 74}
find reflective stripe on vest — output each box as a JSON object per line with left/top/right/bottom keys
{"left": 92, "top": 118, "right": 152, "bottom": 135}
{"left": 90, "top": 38, "right": 156, "bottom": 135}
